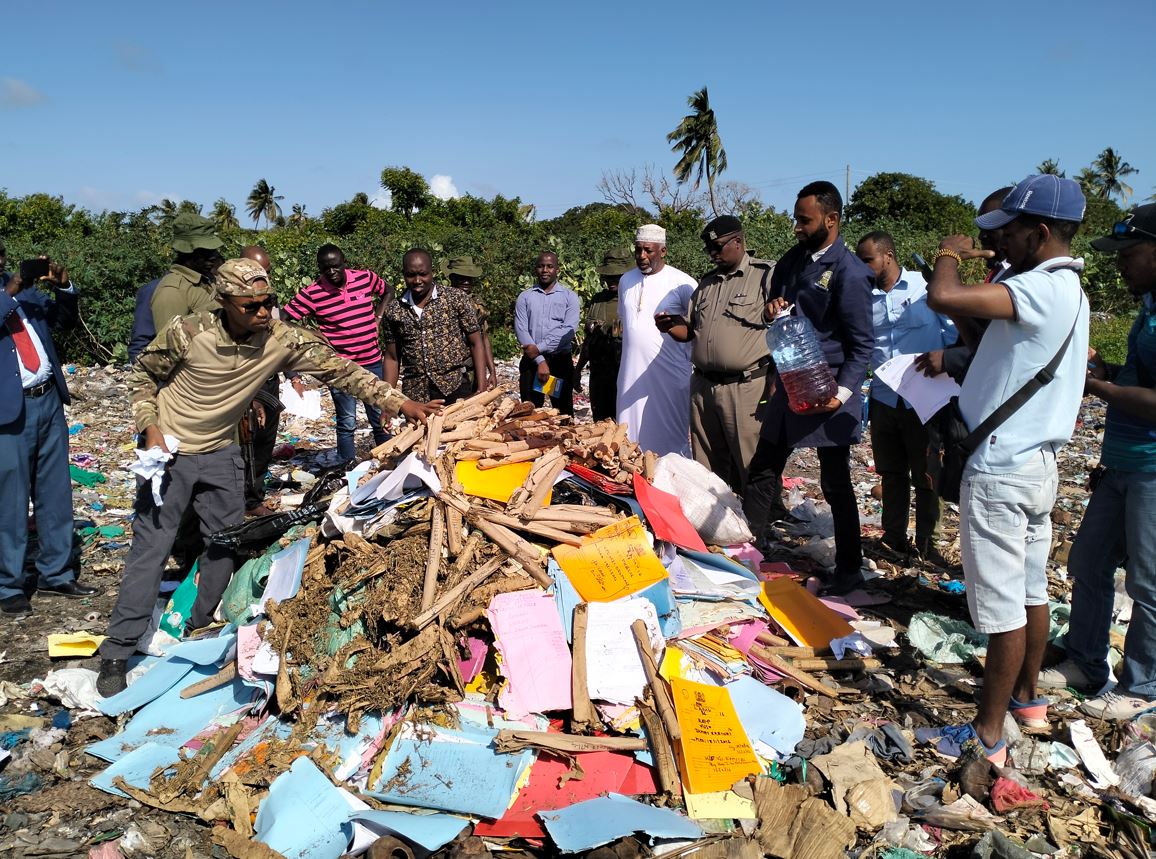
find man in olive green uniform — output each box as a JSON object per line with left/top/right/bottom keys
{"left": 658, "top": 215, "right": 775, "bottom": 494}
{"left": 150, "top": 213, "right": 224, "bottom": 333}
{"left": 575, "top": 248, "right": 631, "bottom": 421}
{"left": 446, "top": 256, "right": 497, "bottom": 388}
{"left": 97, "top": 259, "right": 439, "bottom": 697}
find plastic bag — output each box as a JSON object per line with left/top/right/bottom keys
{"left": 652, "top": 454, "right": 752, "bottom": 546}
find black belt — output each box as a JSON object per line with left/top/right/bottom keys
{"left": 694, "top": 357, "right": 771, "bottom": 385}
{"left": 23, "top": 379, "right": 54, "bottom": 398}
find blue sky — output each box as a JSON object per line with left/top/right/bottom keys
{"left": 3, "top": 0, "right": 1154, "bottom": 220}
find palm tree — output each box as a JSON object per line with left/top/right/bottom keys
{"left": 1092, "top": 147, "right": 1139, "bottom": 205}
{"left": 1075, "top": 167, "right": 1100, "bottom": 198}
{"left": 288, "top": 203, "right": 309, "bottom": 227}
{"left": 150, "top": 197, "right": 179, "bottom": 227}
{"left": 211, "top": 198, "right": 239, "bottom": 231}
{"left": 666, "top": 86, "right": 728, "bottom": 216}
{"left": 246, "top": 179, "right": 284, "bottom": 228}
{"left": 1037, "top": 159, "right": 1064, "bottom": 177}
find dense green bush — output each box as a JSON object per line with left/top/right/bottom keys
{"left": 0, "top": 179, "right": 1135, "bottom": 366}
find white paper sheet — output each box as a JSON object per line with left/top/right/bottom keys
{"left": 279, "top": 380, "right": 323, "bottom": 419}
{"left": 349, "top": 451, "right": 441, "bottom": 506}
{"left": 584, "top": 598, "right": 663, "bottom": 705}
{"left": 873, "top": 353, "right": 962, "bottom": 424}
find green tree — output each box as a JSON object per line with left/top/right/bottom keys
{"left": 288, "top": 203, "right": 309, "bottom": 228}
{"left": 1092, "top": 147, "right": 1139, "bottom": 205}
{"left": 666, "top": 86, "right": 728, "bottom": 217}
{"left": 379, "top": 167, "right": 430, "bottom": 221}
{"left": 211, "top": 198, "right": 239, "bottom": 231}
{"left": 844, "top": 172, "right": 975, "bottom": 235}
{"left": 246, "top": 179, "right": 284, "bottom": 228}
{"left": 1037, "top": 158, "right": 1065, "bottom": 177}
{"left": 1076, "top": 167, "right": 1100, "bottom": 198}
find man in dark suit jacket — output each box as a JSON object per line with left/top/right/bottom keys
{"left": 0, "top": 255, "right": 98, "bottom": 616}
{"left": 743, "top": 181, "right": 875, "bottom": 594}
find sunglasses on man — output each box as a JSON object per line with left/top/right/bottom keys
{"left": 234, "top": 297, "right": 276, "bottom": 314}
{"left": 1113, "top": 218, "right": 1156, "bottom": 241}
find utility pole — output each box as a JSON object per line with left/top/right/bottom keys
{"left": 845, "top": 165, "right": 851, "bottom": 203}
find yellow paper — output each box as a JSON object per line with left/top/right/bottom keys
{"left": 659, "top": 647, "right": 686, "bottom": 682}
{"left": 684, "top": 790, "right": 758, "bottom": 821}
{"left": 758, "top": 577, "right": 853, "bottom": 648}
{"left": 551, "top": 516, "right": 668, "bottom": 601}
{"left": 47, "top": 632, "right": 106, "bottom": 657}
{"left": 671, "top": 678, "right": 761, "bottom": 794}
{"left": 456, "top": 460, "right": 552, "bottom": 505}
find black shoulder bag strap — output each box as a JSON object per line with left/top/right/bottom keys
{"left": 958, "top": 290, "right": 1083, "bottom": 456}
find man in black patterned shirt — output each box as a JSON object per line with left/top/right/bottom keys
{"left": 382, "top": 248, "right": 489, "bottom": 403}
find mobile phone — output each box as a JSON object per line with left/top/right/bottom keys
{"left": 911, "top": 253, "right": 933, "bottom": 281}
{"left": 20, "top": 258, "right": 50, "bottom": 282}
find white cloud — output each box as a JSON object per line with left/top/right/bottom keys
{"left": 429, "top": 174, "right": 459, "bottom": 200}
{"left": 133, "top": 190, "right": 180, "bottom": 207}
{"left": 1, "top": 78, "right": 45, "bottom": 108}
{"left": 369, "top": 191, "right": 391, "bottom": 209}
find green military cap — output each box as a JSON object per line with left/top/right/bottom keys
{"left": 171, "top": 213, "right": 224, "bottom": 253}
{"left": 214, "top": 258, "right": 270, "bottom": 296}
{"left": 596, "top": 247, "right": 633, "bottom": 276}
{"left": 447, "top": 255, "right": 484, "bottom": 278}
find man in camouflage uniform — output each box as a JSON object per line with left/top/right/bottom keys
{"left": 574, "top": 248, "right": 631, "bottom": 421}
{"left": 447, "top": 256, "right": 497, "bottom": 388}
{"left": 97, "top": 259, "right": 438, "bottom": 696}
{"left": 148, "top": 212, "right": 225, "bottom": 336}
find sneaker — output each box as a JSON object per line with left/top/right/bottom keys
{"left": 1079, "top": 690, "right": 1156, "bottom": 721}
{"left": 96, "top": 659, "right": 128, "bottom": 698}
{"left": 1009, "top": 695, "right": 1050, "bottom": 730}
{"left": 1038, "top": 659, "right": 1100, "bottom": 694}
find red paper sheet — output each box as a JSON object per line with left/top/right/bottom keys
{"left": 472, "top": 751, "right": 657, "bottom": 838}
{"left": 632, "top": 474, "right": 707, "bottom": 552}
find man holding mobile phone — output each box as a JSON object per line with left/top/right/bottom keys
{"left": 1, "top": 253, "right": 97, "bottom": 616}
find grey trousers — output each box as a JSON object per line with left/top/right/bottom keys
{"left": 689, "top": 371, "right": 768, "bottom": 496}
{"left": 101, "top": 446, "right": 245, "bottom": 660}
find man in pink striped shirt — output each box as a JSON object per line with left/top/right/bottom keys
{"left": 282, "top": 244, "right": 395, "bottom": 463}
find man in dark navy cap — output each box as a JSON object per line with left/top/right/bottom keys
{"left": 658, "top": 215, "right": 776, "bottom": 494}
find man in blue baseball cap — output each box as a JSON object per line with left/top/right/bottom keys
{"left": 919, "top": 174, "right": 1089, "bottom": 765}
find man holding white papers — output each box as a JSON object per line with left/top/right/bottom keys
{"left": 857, "top": 232, "right": 955, "bottom": 564}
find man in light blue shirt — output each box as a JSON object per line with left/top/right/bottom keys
{"left": 514, "top": 251, "right": 580, "bottom": 415}
{"left": 857, "top": 232, "right": 955, "bottom": 563}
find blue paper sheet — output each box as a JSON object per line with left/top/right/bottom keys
{"left": 350, "top": 810, "right": 469, "bottom": 852}
{"left": 97, "top": 632, "right": 238, "bottom": 716}
{"left": 725, "top": 674, "right": 806, "bottom": 757}
{"left": 538, "top": 793, "right": 702, "bottom": 852}
{"left": 255, "top": 757, "right": 352, "bottom": 859}
{"left": 549, "top": 559, "right": 581, "bottom": 643}
{"left": 90, "top": 742, "right": 181, "bottom": 797}
{"left": 88, "top": 664, "right": 256, "bottom": 762}
{"left": 369, "top": 723, "right": 534, "bottom": 819}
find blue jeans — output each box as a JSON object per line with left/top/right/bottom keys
{"left": 0, "top": 388, "right": 76, "bottom": 600}
{"left": 1064, "top": 467, "right": 1156, "bottom": 699}
{"left": 328, "top": 360, "right": 389, "bottom": 462}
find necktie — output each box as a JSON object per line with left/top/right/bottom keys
{"left": 8, "top": 312, "right": 41, "bottom": 373}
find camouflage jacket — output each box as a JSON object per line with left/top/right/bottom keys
{"left": 130, "top": 311, "right": 408, "bottom": 454}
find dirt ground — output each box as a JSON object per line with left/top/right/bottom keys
{"left": 0, "top": 363, "right": 1123, "bottom": 858}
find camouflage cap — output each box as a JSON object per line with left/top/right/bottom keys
{"left": 214, "top": 258, "right": 271, "bottom": 296}
{"left": 171, "top": 213, "right": 224, "bottom": 253}
{"left": 447, "top": 255, "right": 484, "bottom": 278}
{"left": 596, "top": 247, "right": 633, "bottom": 276}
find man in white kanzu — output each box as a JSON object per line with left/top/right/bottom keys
{"left": 616, "top": 224, "right": 696, "bottom": 455}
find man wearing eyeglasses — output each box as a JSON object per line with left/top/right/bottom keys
{"left": 96, "top": 259, "right": 439, "bottom": 696}
{"left": 657, "top": 215, "right": 776, "bottom": 494}
{"left": 1038, "top": 204, "right": 1156, "bottom": 720}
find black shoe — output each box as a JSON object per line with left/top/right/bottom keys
{"left": 0, "top": 594, "right": 32, "bottom": 616}
{"left": 820, "top": 571, "right": 863, "bottom": 597}
{"left": 39, "top": 581, "right": 100, "bottom": 598}
{"left": 97, "top": 659, "right": 128, "bottom": 697}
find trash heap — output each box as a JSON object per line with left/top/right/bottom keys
{"left": 5, "top": 378, "right": 1156, "bottom": 858}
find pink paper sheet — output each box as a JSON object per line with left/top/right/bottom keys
{"left": 487, "top": 590, "right": 573, "bottom": 718}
